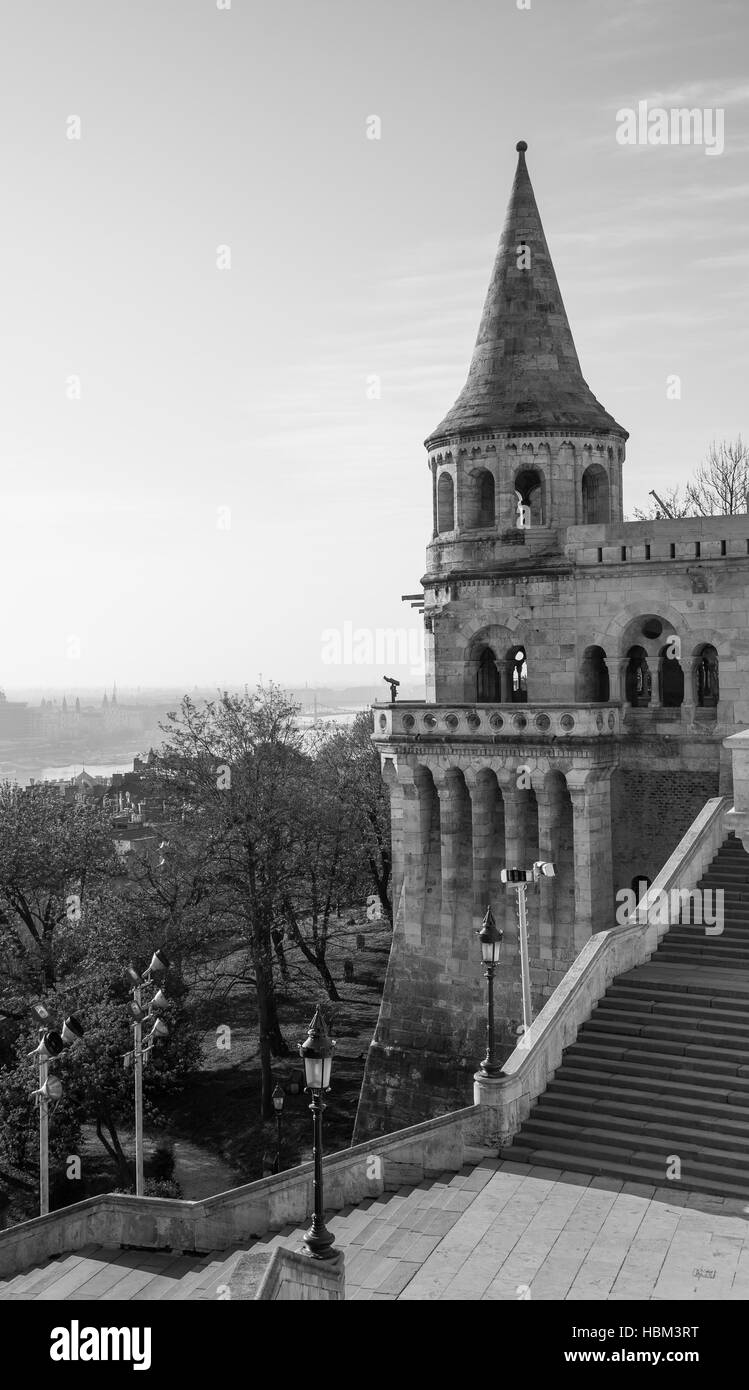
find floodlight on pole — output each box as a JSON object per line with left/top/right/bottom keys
{"left": 28, "top": 1011, "right": 84, "bottom": 1217}
{"left": 501, "top": 861, "right": 556, "bottom": 1036}
{"left": 126, "top": 948, "right": 171, "bottom": 1196}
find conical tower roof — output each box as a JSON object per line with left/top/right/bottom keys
{"left": 426, "top": 143, "right": 627, "bottom": 446}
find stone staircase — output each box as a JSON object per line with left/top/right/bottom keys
{"left": 502, "top": 832, "right": 749, "bottom": 1199}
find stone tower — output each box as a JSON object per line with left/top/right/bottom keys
{"left": 354, "top": 142, "right": 749, "bottom": 1141}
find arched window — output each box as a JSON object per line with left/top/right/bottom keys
{"left": 437, "top": 472, "right": 454, "bottom": 533}
{"left": 476, "top": 647, "right": 500, "bottom": 703}
{"left": 510, "top": 646, "right": 528, "bottom": 704}
{"left": 625, "top": 646, "right": 651, "bottom": 707}
{"left": 659, "top": 644, "right": 684, "bottom": 708}
{"left": 580, "top": 645, "right": 610, "bottom": 702}
{"left": 695, "top": 644, "right": 719, "bottom": 708}
{"left": 477, "top": 470, "right": 495, "bottom": 528}
{"left": 464, "top": 468, "right": 495, "bottom": 529}
{"left": 515, "top": 468, "right": 545, "bottom": 527}
{"left": 581, "top": 463, "right": 610, "bottom": 524}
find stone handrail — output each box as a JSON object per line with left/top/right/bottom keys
{"left": 0, "top": 1103, "right": 488, "bottom": 1279}
{"left": 374, "top": 701, "right": 621, "bottom": 742}
{"left": 475, "top": 796, "right": 730, "bottom": 1146}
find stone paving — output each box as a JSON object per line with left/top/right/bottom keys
{"left": 3, "top": 1159, "right": 749, "bottom": 1300}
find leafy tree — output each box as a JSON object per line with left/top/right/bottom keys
{"left": 321, "top": 713, "right": 392, "bottom": 924}
{"left": 0, "top": 892, "right": 200, "bottom": 1194}
{"left": 153, "top": 685, "right": 306, "bottom": 1118}
{"left": 0, "top": 783, "right": 114, "bottom": 1015}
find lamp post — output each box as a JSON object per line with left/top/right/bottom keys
{"left": 272, "top": 1083, "right": 285, "bottom": 1173}
{"left": 476, "top": 906, "right": 503, "bottom": 1077}
{"left": 298, "top": 1006, "right": 337, "bottom": 1260}
{"left": 28, "top": 1005, "right": 85, "bottom": 1216}
{"left": 124, "top": 948, "right": 170, "bottom": 1196}
{"left": 501, "top": 862, "right": 555, "bottom": 1035}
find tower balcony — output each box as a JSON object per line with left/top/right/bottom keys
{"left": 373, "top": 701, "right": 620, "bottom": 743}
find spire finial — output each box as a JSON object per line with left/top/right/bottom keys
{"left": 516, "top": 140, "right": 528, "bottom": 154}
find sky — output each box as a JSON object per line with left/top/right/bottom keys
{"left": 1, "top": 0, "right": 747, "bottom": 690}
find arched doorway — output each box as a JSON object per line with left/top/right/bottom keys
{"left": 514, "top": 468, "right": 545, "bottom": 527}
{"left": 581, "top": 464, "right": 610, "bottom": 524}
{"left": 625, "top": 646, "right": 651, "bottom": 707}
{"left": 695, "top": 644, "right": 719, "bottom": 708}
{"left": 580, "top": 645, "right": 610, "bottom": 702}
{"left": 476, "top": 647, "right": 501, "bottom": 703}
{"left": 659, "top": 644, "right": 684, "bottom": 708}
{"left": 509, "top": 646, "right": 528, "bottom": 704}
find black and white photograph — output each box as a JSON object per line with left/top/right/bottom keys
{"left": 0, "top": 0, "right": 748, "bottom": 1356}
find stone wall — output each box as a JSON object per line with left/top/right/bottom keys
{"left": 611, "top": 768, "right": 721, "bottom": 898}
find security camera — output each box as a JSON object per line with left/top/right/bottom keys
{"left": 534, "top": 861, "right": 556, "bottom": 878}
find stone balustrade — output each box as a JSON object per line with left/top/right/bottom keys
{"left": 0, "top": 1104, "right": 489, "bottom": 1280}
{"left": 374, "top": 701, "right": 620, "bottom": 742}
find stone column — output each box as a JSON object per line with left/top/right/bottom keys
{"left": 610, "top": 657, "right": 628, "bottom": 706}
{"left": 533, "top": 774, "right": 564, "bottom": 959}
{"left": 437, "top": 772, "right": 473, "bottom": 955}
{"left": 566, "top": 767, "right": 615, "bottom": 949}
{"left": 396, "top": 772, "right": 425, "bottom": 948}
{"left": 469, "top": 771, "right": 504, "bottom": 932}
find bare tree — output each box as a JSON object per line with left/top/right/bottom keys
{"left": 632, "top": 486, "right": 691, "bottom": 521}
{"left": 685, "top": 437, "right": 749, "bottom": 516}
{"left": 632, "top": 438, "right": 749, "bottom": 521}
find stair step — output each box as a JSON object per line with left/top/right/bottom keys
{"left": 617, "top": 971, "right": 749, "bottom": 1001}
{"left": 568, "top": 1038, "right": 749, "bottom": 1075}
{"left": 587, "top": 1006, "right": 749, "bottom": 1040}
{"left": 501, "top": 1145, "right": 749, "bottom": 1200}
{"left": 529, "top": 1104, "right": 749, "bottom": 1157}
{"left": 507, "top": 1130, "right": 749, "bottom": 1186}
{"left": 549, "top": 1066, "right": 749, "bottom": 1108}
{"left": 603, "top": 988, "right": 749, "bottom": 1021}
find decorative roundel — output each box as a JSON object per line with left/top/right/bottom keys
{"left": 424, "top": 714, "right": 437, "bottom": 729}
{"left": 535, "top": 714, "right": 551, "bottom": 731}
{"left": 489, "top": 713, "right": 504, "bottom": 730}
{"left": 596, "top": 711, "right": 604, "bottom": 730}
{"left": 402, "top": 714, "right": 415, "bottom": 730}
{"left": 379, "top": 714, "right": 387, "bottom": 730}
{"left": 560, "top": 713, "right": 575, "bottom": 730}
{"left": 467, "top": 713, "right": 481, "bottom": 730}
{"left": 445, "top": 713, "right": 459, "bottom": 730}
{"left": 608, "top": 711, "right": 616, "bottom": 729}
{"left": 513, "top": 714, "right": 527, "bottom": 731}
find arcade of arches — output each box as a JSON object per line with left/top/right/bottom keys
{"left": 387, "top": 759, "right": 612, "bottom": 960}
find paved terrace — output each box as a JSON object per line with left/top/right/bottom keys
{"left": 3, "top": 1159, "right": 749, "bottom": 1300}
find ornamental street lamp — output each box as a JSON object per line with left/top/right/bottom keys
{"left": 28, "top": 1008, "right": 85, "bottom": 1216}
{"left": 123, "top": 948, "right": 171, "bottom": 1196}
{"left": 298, "top": 1007, "right": 337, "bottom": 1260}
{"left": 501, "top": 862, "right": 555, "bottom": 1035}
{"left": 476, "top": 906, "right": 503, "bottom": 1077}
{"left": 272, "top": 1083, "right": 285, "bottom": 1174}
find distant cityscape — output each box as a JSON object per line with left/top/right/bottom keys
{"left": 0, "top": 682, "right": 425, "bottom": 786}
